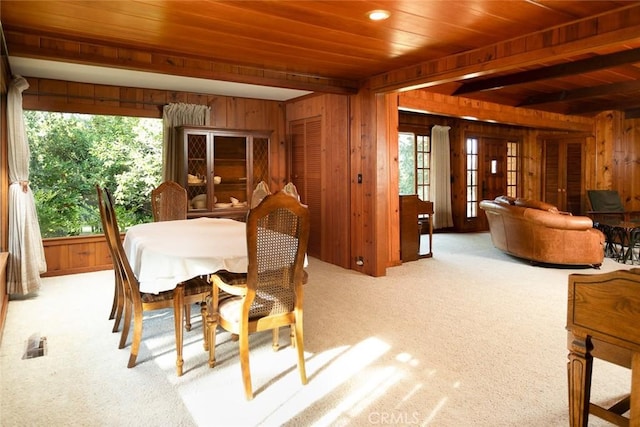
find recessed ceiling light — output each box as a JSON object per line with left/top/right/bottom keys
{"left": 368, "top": 9, "right": 390, "bottom": 21}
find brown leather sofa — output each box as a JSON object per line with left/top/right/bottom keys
{"left": 479, "top": 196, "right": 604, "bottom": 267}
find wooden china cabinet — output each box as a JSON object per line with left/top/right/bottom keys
{"left": 177, "top": 126, "right": 271, "bottom": 219}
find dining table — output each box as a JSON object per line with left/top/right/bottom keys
{"left": 123, "top": 216, "right": 249, "bottom": 374}
{"left": 123, "top": 217, "right": 249, "bottom": 294}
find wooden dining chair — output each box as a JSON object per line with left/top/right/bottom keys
{"left": 250, "top": 180, "right": 271, "bottom": 208}
{"left": 97, "top": 186, "right": 211, "bottom": 376}
{"left": 206, "top": 190, "right": 310, "bottom": 400}
{"left": 151, "top": 180, "right": 188, "bottom": 221}
{"left": 96, "top": 184, "right": 124, "bottom": 333}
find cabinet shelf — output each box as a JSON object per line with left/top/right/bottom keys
{"left": 215, "top": 180, "right": 247, "bottom": 186}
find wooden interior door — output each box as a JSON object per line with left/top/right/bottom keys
{"left": 482, "top": 138, "right": 508, "bottom": 201}
{"left": 543, "top": 138, "right": 584, "bottom": 215}
{"left": 289, "top": 117, "right": 322, "bottom": 258}
{"left": 474, "top": 137, "right": 508, "bottom": 230}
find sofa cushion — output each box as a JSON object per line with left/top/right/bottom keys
{"left": 515, "top": 198, "right": 559, "bottom": 213}
{"left": 495, "top": 195, "right": 516, "bottom": 205}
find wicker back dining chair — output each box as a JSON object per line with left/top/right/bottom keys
{"left": 151, "top": 180, "right": 188, "bottom": 221}
{"left": 206, "top": 190, "right": 310, "bottom": 400}
{"left": 97, "top": 186, "right": 210, "bottom": 376}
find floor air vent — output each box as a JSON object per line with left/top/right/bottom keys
{"left": 22, "top": 333, "right": 47, "bottom": 359}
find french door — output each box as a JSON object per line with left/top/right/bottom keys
{"left": 542, "top": 138, "right": 584, "bottom": 215}
{"left": 466, "top": 136, "right": 518, "bottom": 231}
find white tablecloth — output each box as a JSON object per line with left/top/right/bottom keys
{"left": 123, "top": 217, "right": 248, "bottom": 294}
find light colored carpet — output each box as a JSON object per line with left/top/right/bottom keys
{"left": 0, "top": 232, "right": 634, "bottom": 426}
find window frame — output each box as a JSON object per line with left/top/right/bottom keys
{"left": 398, "top": 126, "right": 432, "bottom": 200}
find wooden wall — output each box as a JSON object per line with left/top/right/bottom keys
{"left": 22, "top": 77, "right": 288, "bottom": 276}
{"left": 22, "top": 77, "right": 289, "bottom": 188}
{"left": 398, "top": 111, "right": 546, "bottom": 230}
{"left": 11, "top": 76, "right": 640, "bottom": 280}
{"left": 398, "top": 91, "right": 640, "bottom": 217}
{"left": 0, "top": 42, "right": 8, "bottom": 339}
{"left": 285, "top": 93, "right": 351, "bottom": 269}
{"left": 42, "top": 235, "right": 113, "bottom": 277}
{"left": 593, "top": 110, "right": 640, "bottom": 210}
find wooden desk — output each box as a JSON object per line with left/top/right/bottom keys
{"left": 400, "top": 195, "right": 433, "bottom": 262}
{"left": 566, "top": 269, "right": 640, "bottom": 426}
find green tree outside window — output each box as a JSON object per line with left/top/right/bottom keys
{"left": 25, "top": 112, "right": 162, "bottom": 237}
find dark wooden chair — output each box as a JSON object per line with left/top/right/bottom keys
{"left": 151, "top": 180, "right": 188, "bottom": 221}
{"left": 587, "top": 190, "right": 640, "bottom": 260}
{"left": 206, "top": 190, "right": 310, "bottom": 400}
{"left": 97, "top": 186, "right": 210, "bottom": 376}
{"left": 587, "top": 190, "right": 640, "bottom": 224}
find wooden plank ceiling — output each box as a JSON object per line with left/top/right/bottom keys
{"left": 2, "top": 0, "right": 640, "bottom": 117}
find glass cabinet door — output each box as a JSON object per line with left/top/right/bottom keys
{"left": 252, "top": 136, "right": 270, "bottom": 187}
{"left": 185, "top": 132, "right": 211, "bottom": 212}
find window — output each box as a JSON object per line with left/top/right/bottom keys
{"left": 398, "top": 131, "right": 431, "bottom": 200}
{"left": 506, "top": 141, "right": 518, "bottom": 198}
{"left": 466, "top": 137, "right": 478, "bottom": 218}
{"left": 25, "top": 111, "right": 162, "bottom": 237}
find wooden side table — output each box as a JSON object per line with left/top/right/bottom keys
{"left": 566, "top": 269, "right": 640, "bottom": 426}
{"left": 399, "top": 195, "right": 433, "bottom": 262}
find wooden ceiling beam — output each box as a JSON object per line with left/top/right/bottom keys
{"left": 370, "top": 4, "right": 640, "bottom": 93}
{"left": 566, "top": 98, "right": 640, "bottom": 115}
{"left": 519, "top": 80, "right": 640, "bottom": 107}
{"left": 399, "top": 90, "right": 593, "bottom": 132}
{"left": 454, "top": 48, "right": 640, "bottom": 96}
{"left": 4, "top": 29, "right": 360, "bottom": 96}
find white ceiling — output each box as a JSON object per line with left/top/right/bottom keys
{"left": 9, "top": 57, "right": 312, "bottom": 102}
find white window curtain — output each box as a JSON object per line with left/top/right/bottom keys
{"left": 431, "top": 125, "right": 454, "bottom": 229}
{"left": 7, "top": 76, "right": 47, "bottom": 295}
{"left": 162, "top": 103, "right": 211, "bottom": 182}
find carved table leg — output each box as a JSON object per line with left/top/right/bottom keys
{"left": 568, "top": 333, "right": 593, "bottom": 427}
{"left": 173, "top": 284, "right": 185, "bottom": 376}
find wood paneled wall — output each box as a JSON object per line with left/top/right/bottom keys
{"left": 285, "top": 93, "right": 351, "bottom": 269}
{"left": 593, "top": 110, "right": 640, "bottom": 210}
{"left": 1, "top": 61, "right": 8, "bottom": 253}
{"left": 397, "top": 96, "right": 640, "bottom": 219}
{"left": 22, "top": 77, "right": 289, "bottom": 189}
{"left": 10, "top": 76, "right": 640, "bottom": 280}
{"left": 0, "top": 34, "right": 10, "bottom": 339}
{"left": 398, "top": 111, "right": 544, "bottom": 230}
{"left": 42, "top": 235, "right": 113, "bottom": 277}
{"left": 21, "top": 77, "right": 288, "bottom": 276}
